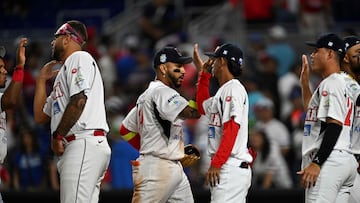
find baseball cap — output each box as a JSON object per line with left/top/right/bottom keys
{"left": 204, "top": 43, "right": 244, "bottom": 76}
{"left": 153, "top": 47, "right": 193, "bottom": 67}
{"left": 204, "top": 43, "right": 243, "bottom": 66}
{"left": 0, "top": 46, "right": 5, "bottom": 58}
{"left": 344, "top": 36, "right": 360, "bottom": 52}
{"left": 305, "top": 33, "right": 345, "bottom": 58}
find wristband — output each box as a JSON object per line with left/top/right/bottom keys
{"left": 52, "top": 131, "right": 64, "bottom": 141}
{"left": 188, "top": 100, "right": 197, "bottom": 109}
{"left": 12, "top": 66, "right": 24, "bottom": 82}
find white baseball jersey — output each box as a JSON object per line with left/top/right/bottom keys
{"left": 43, "top": 51, "right": 109, "bottom": 135}
{"left": 122, "top": 80, "right": 188, "bottom": 160}
{"left": 302, "top": 73, "right": 353, "bottom": 157}
{"left": 202, "top": 79, "right": 252, "bottom": 163}
{"left": 0, "top": 93, "right": 6, "bottom": 164}
{"left": 340, "top": 72, "right": 360, "bottom": 155}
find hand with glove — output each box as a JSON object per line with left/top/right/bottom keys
{"left": 180, "top": 144, "right": 201, "bottom": 168}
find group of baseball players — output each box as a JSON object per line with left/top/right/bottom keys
{"left": 1, "top": 18, "right": 360, "bottom": 203}
{"left": 298, "top": 33, "right": 360, "bottom": 203}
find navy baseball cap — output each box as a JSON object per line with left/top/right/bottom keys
{"left": 305, "top": 33, "right": 345, "bottom": 58}
{"left": 0, "top": 46, "right": 5, "bottom": 58}
{"left": 153, "top": 47, "right": 193, "bottom": 67}
{"left": 204, "top": 43, "right": 243, "bottom": 66}
{"left": 344, "top": 36, "right": 360, "bottom": 52}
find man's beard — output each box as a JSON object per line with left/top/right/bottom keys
{"left": 52, "top": 46, "right": 64, "bottom": 61}
{"left": 169, "top": 74, "right": 182, "bottom": 89}
{"left": 350, "top": 60, "right": 360, "bottom": 74}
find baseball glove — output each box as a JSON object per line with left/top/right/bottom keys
{"left": 180, "top": 144, "right": 201, "bottom": 168}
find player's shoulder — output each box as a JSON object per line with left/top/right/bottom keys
{"left": 68, "top": 51, "right": 93, "bottom": 61}
{"left": 222, "top": 79, "right": 247, "bottom": 94}
{"left": 322, "top": 73, "right": 347, "bottom": 87}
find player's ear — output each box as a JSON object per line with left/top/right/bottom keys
{"left": 343, "top": 54, "right": 350, "bottom": 64}
{"left": 159, "top": 64, "right": 167, "bottom": 76}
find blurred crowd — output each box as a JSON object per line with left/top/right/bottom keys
{"left": 0, "top": 0, "right": 359, "bottom": 193}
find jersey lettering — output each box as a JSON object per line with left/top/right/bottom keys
{"left": 52, "top": 82, "right": 64, "bottom": 100}
{"left": 209, "top": 113, "right": 221, "bottom": 127}
{"left": 305, "top": 107, "right": 318, "bottom": 122}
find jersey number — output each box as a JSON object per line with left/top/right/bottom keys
{"left": 344, "top": 98, "right": 353, "bottom": 126}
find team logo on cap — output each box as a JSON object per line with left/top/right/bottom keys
{"left": 239, "top": 58, "right": 243, "bottom": 65}
{"left": 223, "top": 50, "right": 228, "bottom": 55}
{"left": 160, "top": 54, "right": 167, "bottom": 63}
{"left": 345, "top": 43, "right": 350, "bottom": 49}
{"left": 328, "top": 42, "right": 333, "bottom": 47}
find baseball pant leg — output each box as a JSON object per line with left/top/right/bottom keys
{"left": 305, "top": 150, "right": 357, "bottom": 203}
{"left": 349, "top": 173, "right": 360, "bottom": 203}
{"left": 131, "top": 155, "right": 184, "bottom": 203}
{"left": 210, "top": 163, "right": 251, "bottom": 203}
{"left": 58, "top": 136, "right": 111, "bottom": 203}
{"left": 168, "top": 165, "right": 194, "bottom": 203}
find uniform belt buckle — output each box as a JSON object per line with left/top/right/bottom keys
{"left": 240, "top": 162, "right": 249, "bottom": 169}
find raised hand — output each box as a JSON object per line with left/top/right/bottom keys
{"left": 193, "top": 43, "right": 213, "bottom": 74}
{"left": 16, "top": 38, "right": 27, "bottom": 67}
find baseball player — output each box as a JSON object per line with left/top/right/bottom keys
{"left": 342, "top": 35, "right": 360, "bottom": 203}
{"left": 193, "top": 43, "right": 252, "bottom": 203}
{"left": 0, "top": 38, "right": 27, "bottom": 203}
{"left": 120, "top": 46, "right": 200, "bottom": 203}
{"left": 298, "top": 33, "right": 358, "bottom": 202}
{"left": 33, "top": 20, "right": 111, "bottom": 203}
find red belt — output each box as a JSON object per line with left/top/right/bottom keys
{"left": 64, "top": 130, "right": 105, "bottom": 142}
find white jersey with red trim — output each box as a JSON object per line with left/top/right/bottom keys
{"left": 43, "top": 51, "right": 109, "bottom": 135}
{"left": 0, "top": 93, "right": 6, "bottom": 164}
{"left": 302, "top": 73, "right": 353, "bottom": 157}
{"left": 122, "top": 80, "right": 188, "bottom": 160}
{"left": 340, "top": 72, "right": 360, "bottom": 155}
{"left": 202, "top": 79, "right": 252, "bottom": 163}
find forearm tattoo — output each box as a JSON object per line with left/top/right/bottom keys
{"left": 56, "top": 92, "right": 87, "bottom": 135}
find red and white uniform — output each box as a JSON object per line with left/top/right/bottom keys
{"left": 44, "top": 51, "right": 111, "bottom": 203}
{"left": 302, "top": 72, "right": 357, "bottom": 202}
{"left": 201, "top": 77, "right": 252, "bottom": 203}
{"left": 342, "top": 72, "right": 360, "bottom": 203}
{"left": 122, "top": 80, "right": 194, "bottom": 203}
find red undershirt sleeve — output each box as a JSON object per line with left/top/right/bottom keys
{"left": 196, "top": 72, "right": 211, "bottom": 115}
{"left": 119, "top": 124, "right": 140, "bottom": 151}
{"left": 211, "top": 117, "right": 240, "bottom": 168}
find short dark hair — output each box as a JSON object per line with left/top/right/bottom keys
{"left": 226, "top": 59, "right": 242, "bottom": 77}
{"left": 67, "top": 20, "right": 88, "bottom": 44}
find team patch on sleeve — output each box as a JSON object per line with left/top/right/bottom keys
{"left": 75, "top": 74, "right": 85, "bottom": 89}
{"left": 167, "top": 94, "right": 184, "bottom": 107}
